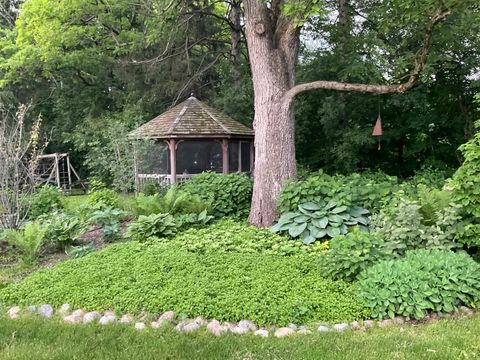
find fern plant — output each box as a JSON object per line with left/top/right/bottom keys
{"left": 1, "top": 222, "right": 47, "bottom": 264}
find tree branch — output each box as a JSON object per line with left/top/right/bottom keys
{"left": 282, "top": 8, "right": 451, "bottom": 104}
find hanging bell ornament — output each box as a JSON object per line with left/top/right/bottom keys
{"left": 372, "top": 114, "right": 383, "bottom": 150}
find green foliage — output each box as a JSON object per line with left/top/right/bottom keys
{"left": 451, "top": 117, "right": 480, "bottom": 247}
{"left": 372, "top": 199, "right": 463, "bottom": 254}
{"left": 271, "top": 201, "right": 370, "bottom": 244}
{"left": 86, "top": 188, "right": 119, "bottom": 210}
{"left": 175, "top": 210, "right": 214, "bottom": 230}
{"left": 29, "top": 185, "right": 63, "bottom": 219}
{"left": 319, "top": 228, "right": 393, "bottom": 282}
{"left": 88, "top": 208, "right": 125, "bottom": 242}
{"left": 416, "top": 185, "right": 452, "bottom": 226}
{"left": 181, "top": 172, "right": 252, "bottom": 218}
{"left": 169, "top": 219, "right": 329, "bottom": 257}
{"left": 357, "top": 250, "right": 480, "bottom": 320}
{"left": 65, "top": 243, "right": 95, "bottom": 258}
{"left": 124, "top": 213, "right": 177, "bottom": 241}
{"left": 1, "top": 222, "right": 47, "bottom": 264}
{"left": 140, "top": 181, "right": 168, "bottom": 197}
{"left": 0, "top": 243, "right": 368, "bottom": 325}
{"left": 43, "top": 213, "right": 86, "bottom": 248}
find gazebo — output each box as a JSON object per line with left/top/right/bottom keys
{"left": 130, "top": 96, "right": 254, "bottom": 188}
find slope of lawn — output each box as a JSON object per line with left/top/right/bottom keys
{"left": 0, "top": 315, "right": 479, "bottom": 360}
{"left": 0, "top": 242, "right": 367, "bottom": 325}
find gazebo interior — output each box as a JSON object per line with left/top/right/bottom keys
{"left": 130, "top": 96, "right": 254, "bottom": 188}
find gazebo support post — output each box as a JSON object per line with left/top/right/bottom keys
{"left": 222, "top": 139, "right": 229, "bottom": 174}
{"left": 169, "top": 139, "right": 177, "bottom": 184}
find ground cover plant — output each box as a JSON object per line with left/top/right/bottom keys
{"left": 0, "top": 242, "right": 367, "bottom": 325}
{"left": 357, "top": 250, "right": 480, "bottom": 320}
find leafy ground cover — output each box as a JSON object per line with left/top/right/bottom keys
{"left": 0, "top": 315, "right": 479, "bottom": 360}
{"left": 0, "top": 243, "right": 367, "bottom": 325}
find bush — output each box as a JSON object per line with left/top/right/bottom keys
{"left": 86, "top": 188, "right": 119, "bottom": 210}
{"left": 271, "top": 201, "right": 370, "bottom": 244}
{"left": 29, "top": 185, "right": 63, "bottom": 219}
{"left": 319, "top": 228, "right": 393, "bottom": 282}
{"left": 181, "top": 172, "right": 252, "bottom": 218}
{"left": 43, "top": 212, "right": 86, "bottom": 248}
{"left": 124, "top": 213, "right": 177, "bottom": 241}
{"left": 1, "top": 222, "right": 47, "bottom": 264}
{"left": 88, "top": 208, "right": 125, "bottom": 242}
{"left": 357, "top": 250, "right": 480, "bottom": 320}
{"left": 0, "top": 243, "right": 368, "bottom": 325}
{"left": 168, "top": 219, "right": 328, "bottom": 257}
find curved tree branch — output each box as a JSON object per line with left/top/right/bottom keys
{"left": 282, "top": 8, "right": 451, "bottom": 104}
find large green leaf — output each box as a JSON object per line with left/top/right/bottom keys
{"left": 312, "top": 217, "right": 329, "bottom": 229}
{"left": 299, "top": 202, "right": 321, "bottom": 211}
{"left": 288, "top": 222, "right": 308, "bottom": 238}
{"left": 326, "top": 226, "right": 341, "bottom": 238}
{"left": 331, "top": 205, "right": 347, "bottom": 214}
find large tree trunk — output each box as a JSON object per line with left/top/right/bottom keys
{"left": 244, "top": 0, "right": 299, "bottom": 227}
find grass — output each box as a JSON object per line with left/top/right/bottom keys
{"left": 0, "top": 315, "right": 479, "bottom": 359}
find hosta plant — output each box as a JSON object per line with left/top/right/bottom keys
{"left": 271, "top": 201, "right": 370, "bottom": 244}
{"left": 124, "top": 213, "right": 177, "bottom": 241}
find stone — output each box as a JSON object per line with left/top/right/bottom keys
{"left": 379, "top": 319, "right": 393, "bottom": 328}
{"left": 231, "top": 325, "right": 250, "bottom": 335}
{"left": 254, "top": 329, "right": 269, "bottom": 338}
{"left": 182, "top": 322, "right": 200, "bottom": 333}
{"left": 317, "top": 325, "right": 330, "bottom": 333}
{"left": 393, "top": 316, "right": 405, "bottom": 325}
{"left": 83, "top": 311, "right": 101, "bottom": 324}
{"left": 194, "top": 316, "right": 207, "bottom": 326}
{"left": 119, "top": 314, "right": 134, "bottom": 324}
{"left": 99, "top": 314, "right": 117, "bottom": 325}
{"left": 151, "top": 321, "right": 161, "bottom": 329}
{"left": 363, "top": 320, "right": 375, "bottom": 328}
{"left": 206, "top": 320, "right": 226, "bottom": 336}
{"left": 59, "top": 304, "right": 70, "bottom": 316}
{"left": 351, "top": 321, "right": 361, "bottom": 330}
{"left": 27, "top": 305, "right": 36, "bottom": 313}
{"left": 71, "top": 309, "right": 85, "bottom": 318}
{"left": 7, "top": 306, "right": 21, "bottom": 319}
{"left": 334, "top": 323, "right": 349, "bottom": 332}
{"left": 459, "top": 306, "right": 474, "bottom": 315}
{"left": 238, "top": 320, "right": 257, "bottom": 331}
{"left": 135, "top": 322, "right": 146, "bottom": 330}
{"left": 222, "top": 322, "right": 237, "bottom": 332}
{"left": 64, "top": 310, "right": 84, "bottom": 324}
{"left": 274, "top": 327, "right": 295, "bottom": 338}
{"left": 158, "top": 311, "right": 175, "bottom": 323}
{"left": 297, "top": 328, "right": 312, "bottom": 335}
{"left": 104, "top": 310, "right": 116, "bottom": 317}
{"left": 288, "top": 323, "right": 298, "bottom": 331}
{"left": 38, "top": 304, "right": 54, "bottom": 318}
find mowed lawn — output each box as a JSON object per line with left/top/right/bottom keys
{"left": 0, "top": 315, "right": 479, "bottom": 360}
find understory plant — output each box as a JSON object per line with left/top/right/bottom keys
{"left": 357, "top": 249, "right": 480, "bottom": 320}
{"left": 43, "top": 212, "right": 86, "bottom": 248}
{"left": 1, "top": 222, "right": 48, "bottom": 264}
{"left": 271, "top": 201, "right": 370, "bottom": 243}
{"left": 124, "top": 213, "right": 177, "bottom": 241}
{"left": 29, "top": 185, "right": 63, "bottom": 219}
{"left": 88, "top": 208, "right": 125, "bottom": 242}
{"left": 319, "top": 228, "right": 393, "bottom": 282}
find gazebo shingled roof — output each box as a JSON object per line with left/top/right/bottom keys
{"left": 130, "top": 96, "right": 254, "bottom": 139}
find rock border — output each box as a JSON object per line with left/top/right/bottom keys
{"left": 3, "top": 304, "right": 478, "bottom": 338}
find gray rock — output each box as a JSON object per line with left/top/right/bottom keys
{"left": 379, "top": 319, "right": 393, "bottom": 328}
{"left": 254, "top": 329, "right": 269, "bottom": 338}
{"left": 27, "top": 305, "right": 36, "bottom": 313}
{"left": 119, "top": 314, "right": 134, "bottom": 324}
{"left": 459, "top": 306, "right": 474, "bottom": 315}
{"left": 334, "top": 323, "right": 349, "bottom": 332}
{"left": 223, "top": 322, "right": 237, "bottom": 332}
{"left": 288, "top": 323, "right": 298, "bottom": 331}
{"left": 393, "top": 316, "right": 405, "bottom": 325}
{"left": 182, "top": 322, "right": 200, "bottom": 332}
{"left": 194, "top": 316, "right": 207, "bottom": 326}
{"left": 64, "top": 310, "right": 84, "bottom": 324}
{"left": 38, "top": 304, "right": 54, "bottom": 318}
{"left": 104, "top": 310, "right": 116, "bottom": 317}
{"left": 238, "top": 320, "right": 257, "bottom": 331}
{"left": 275, "top": 327, "right": 295, "bottom": 338}
{"left": 158, "top": 311, "right": 175, "bottom": 323}
{"left": 59, "top": 304, "right": 70, "bottom": 316}
{"left": 83, "top": 311, "right": 101, "bottom": 324}
{"left": 206, "top": 320, "right": 226, "bottom": 336}
{"left": 351, "top": 321, "right": 361, "bottom": 330}
{"left": 135, "top": 322, "right": 146, "bottom": 330}
{"left": 231, "top": 325, "right": 250, "bottom": 335}
{"left": 151, "top": 321, "right": 161, "bottom": 329}
{"left": 99, "top": 314, "right": 117, "bottom": 325}
{"left": 363, "top": 320, "right": 375, "bottom": 328}
{"left": 317, "top": 325, "right": 330, "bottom": 333}
{"left": 7, "top": 306, "right": 21, "bottom": 319}
{"left": 297, "top": 328, "right": 312, "bottom": 335}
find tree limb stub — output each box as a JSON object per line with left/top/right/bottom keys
{"left": 282, "top": 8, "right": 451, "bottom": 105}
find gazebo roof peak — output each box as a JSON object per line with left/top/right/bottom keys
{"left": 130, "top": 96, "right": 253, "bottom": 139}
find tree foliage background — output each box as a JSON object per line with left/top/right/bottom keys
{"left": 0, "top": 0, "right": 479, "bottom": 186}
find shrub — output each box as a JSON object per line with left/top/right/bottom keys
{"left": 88, "top": 208, "right": 125, "bottom": 242}
{"left": 86, "top": 188, "right": 119, "bottom": 210}
{"left": 271, "top": 201, "right": 370, "bottom": 243}
{"left": 43, "top": 213, "right": 86, "bottom": 248}
{"left": 168, "top": 219, "right": 328, "bottom": 257}
{"left": 181, "top": 172, "right": 252, "bottom": 218}
{"left": 175, "top": 210, "right": 214, "bottom": 230}
{"left": 1, "top": 222, "right": 47, "bottom": 264}
{"left": 319, "top": 228, "right": 393, "bottom": 282}
{"left": 357, "top": 250, "right": 480, "bottom": 320}
{"left": 29, "top": 185, "right": 63, "bottom": 219}
{"left": 0, "top": 243, "right": 368, "bottom": 325}
{"left": 124, "top": 213, "right": 177, "bottom": 241}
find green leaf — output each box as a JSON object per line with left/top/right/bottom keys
{"left": 312, "top": 217, "right": 329, "bottom": 229}
{"left": 299, "top": 202, "right": 321, "bottom": 211}
{"left": 288, "top": 222, "right": 308, "bottom": 238}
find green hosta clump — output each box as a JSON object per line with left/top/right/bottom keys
{"left": 357, "top": 250, "right": 480, "bottom": 320}
{"left": 169, "top": 219, "right": 328, "bottom": 257}
{"left": 0, "top": 243, "right": 368, "bottom": 325}
{"left": 88, "top": 208, "right": 125, "bottom": 242}
{"left": 319, "top": 228, "right": 393, "bottom": 282}
{"left": 124, "top": 213, "right": 177, "bottom": 241}
{"left": 271, "top": 201, "right": 370, "bottom": 244}
{"left": 42, "top": 212, "right": 87, "bottom": 248}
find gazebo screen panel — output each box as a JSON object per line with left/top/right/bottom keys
{"left": 177, "top": 140, "right": 222, "bottom": 175}
{"left": 137, "top": 141, "right": 169, "bottom": 174}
